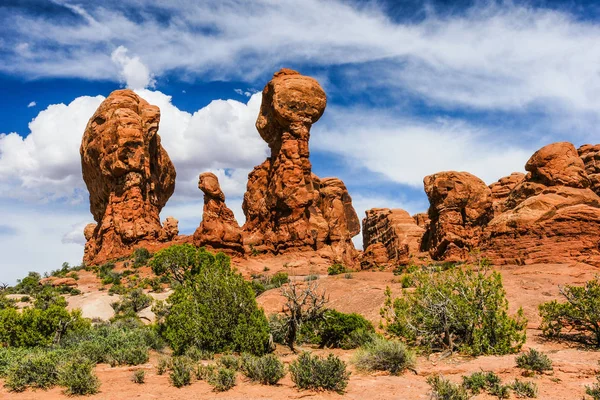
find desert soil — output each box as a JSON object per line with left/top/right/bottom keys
{"left": 2, "top": 256, "right": 600, "bottom": 399}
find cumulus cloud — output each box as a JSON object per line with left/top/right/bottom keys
{"left": 111, "top": 46, "right": 155, "bottom": 90}
{"left": 27, "top": 101, "right": 36, "bottom": 108}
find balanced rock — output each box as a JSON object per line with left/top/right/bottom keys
{"left": 362, "top": 208, "right": 425, "bottom": 268}
{"left": 193, "top": 172, "right": 244, "bottom": 254}
{"left": 579, "top": 144, "right": 600, "bottom": 196}
{"left": 423, "top": 171, "right": 493, "bottom": 262}
{"left": 81, "top": 89, "right": 176, "bottom": 264}
{"left": 242, "top": 69, "right": 359, "bottom": 263}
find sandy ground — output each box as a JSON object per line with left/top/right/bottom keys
{"left": 3, "top": 258, "right": 600, "bottom": 399}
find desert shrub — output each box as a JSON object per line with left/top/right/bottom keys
{"left": 61, "top": 322, "right": 156, "bottom": 366}
{"left": 271, "top": 272, "right": 289, "bottom": 287}
{"left": 240, "top": 353, "right": 285, "bottom": 385}
{"left": 20, "top": 296, "right": 30, "bottom": 302}
{"left": 539, "top": 278, "right": 600, "bottom": 346}
{"left": 269, "top": 314, "right": 287, "bottom": 345}
{"left": 511, "top": 379, "right": 538, "bottom": 398}
{"left": 184, "top": 346, "right": 213, "bottom": 362}
{"left": 133, "top": 248, "right": 152, "bottom": 268}
{"left": 344, "top": 273, "right": 353, "bottom": 279}
{"left": 208, "top": 367, "right": 236, "bottom": 392}
{"left": 0, "top": 304, "right": 89, "bottom": 347}
{"left": 289, "top": 352, "right": 349, "bottom": 394}
{"left": 0, "top": 347, "right": 27, "bottom": 377}
{"left": 353, "top": 336, "right": 415, "bottom": 375}
{"left": 515, "top": 349, "right": 553, "bottom": 374}
{"left": 150, "top": 244, "right": 199, "bottom": 284}
{"left": 59, "top": 356, "right": 100, "bottom": 395}
{"left": 160, "top": 248, "right": 270, "bottom": 355}
{"left": 169, "top": 356, "right": 193, "bottom": 388}
{"left": 489, "top": 383, "right": 511, "bottom": 399}
{"left": 318, "top": 309, "right": 374, "bottom": 349}
{"left": 132, "top": 369, "right": 145, "bottom": 384}
{"left": 218, "top": 354, "right": 240, "bottom": 370}
{"left": 251, "top": 272, "right": 289, "bottom": 296}
{"left": 381, "top": 266, "right": 527, "bottom": 355}
{"left": 5, "top": 350, "right": 61, "bottom": 392}
{"left": 195, "top": 363, "right": 217, "bottom": 380}
{"left": 12, "top": 272, "right": 42, "bottom": 295}
{"left": 305, "top": 274, "right": 319, "bottom": 281}
{"left": 461, "top": 371, "right": 501, "bottom": 395}
{"left": 328, "top": 263, "right": 347, "bottom": 276}
{"left": 400, "top": 274, "right": 414, "bottom": 288}
{"left": 157, "top": 356, "right": 170, "bottom": 375}
{"left": 427, "top": 375, "right": 470, "bottom": 400}
{"left": 587, "top": 374, "right": 600, "bottom": 400}
{"left": 111, "top": 288, "right": 153, "bottom": 316}
{"left": 108, "top": 283, "right": 128, "bottom": 295}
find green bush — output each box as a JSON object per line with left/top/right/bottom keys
{"left": 427, "top": 375, "right": 470, "bottom": 400}
{"left": 515, "top": 349, "right": 552, "bottom": 374}
{"left": 511, "top": 379, "right": 538, "bottom": 398}
{"left": 251, "top": 272, "right": 289, "bottom": 296}
{"left": 133, "top": 248, "right": 152, "bottom": 268}
{"left": 59, "top": 356, "right": 100, "bottom": 395}
{"left": 461, "top": 371, "right": 501, "bottom": 395}
{"left": 208, "top": 367, "right": 236, "bottom": 392}
{"left": 184, "top": 346, "right": 213, "bottom": 362}
{"left": 353, "top": 336, "right": 415, "bottom": 375}
{"left": 328, "top": 263, "right": 347, "bottom": 276}
{"left": 489, "top": 383, "right": 511, "bottom": 399}
{"left": 111, "top": 288, "right": 153, "bottom": 316}
{"left": 289, "top": 352, "right": 350, "bottom": 394}
{"left": 132, "top": 369, "right": 145, "bottom": 384}
{"left": 304, "top": 274, "right": 319, "bottom": 281}
{"left": 169, "top": 356, "right": 193, "bottom": 388}
{"left": 150, "top": 244, "right": 199, "bottom": 283}
{"left": 0, "top": 347, "right": 27, "bottom": 377}
{"left": 195, "top": 363, "right": 217, "bottom": 380}
{"left": 5, "top": 350, "right": 61, "bottom": 392}
{"left": 587, "top": 374, "right": 600, "bottom": 400}
{"left": 318, "top": 309, "right": 374, "bottom": 349}
{"left": 217, "top": 354, "right": 240, "bottom": 370}
{"left": 160, "top": 247, "right": 270, "bottom": 355}
{"left": 539, "top": 278, "right": 600, "bottom": 346}
{"left": 381, "top": 266, "right": 527, "bottom": 355}
{"left": 0, "top": 305, "right": 89, "bottom": 347}
{"left": 157, "top": 356, "right": 170, "bottom": 375}
{"left": 241, "top": 353, "right": 285, "bottom": 385}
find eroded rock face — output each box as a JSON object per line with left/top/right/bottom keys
{"left": 423, "top": 171, "right": 493, "bottom": 262}
{"left": 579, "top": 144, "right": 600, "bottom": 196}
{"left": 362, "top": 208, "right": 425, "bottom": 268}
{"left": 483, "top": 142, "right": 600, "bottom": 266}
{"left": 489, "top": 172, "right": 525, "bottom": 215}
{"left": 193, "top": 172, "right": 244, "bottom": 254}
{"left": 242, "top": 69, "right": 359, "bottom": 263}
{"left": 81, "top": 89, "right": 176, "bottom": 265}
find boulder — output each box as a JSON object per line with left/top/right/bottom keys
{"left": 80, "top": 89, "right": 176, "bottom": 265}
{"left": 423, "top": 171, "right": 493, "bottom": 262}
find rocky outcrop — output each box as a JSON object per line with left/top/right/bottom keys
{"left": 423, "top": 171, "right": 494, "bottom": 262}
{"left": 81, "top": 89, "right": 177, "bottom": 265}
{"left": 489, "top": 172, "right": 525, "bottom": 215}
{"left": 579, "top": 144, "right": 600, "bottom": 196}
{"left": 193, "top": 172, "right": 244, "bottom": 254}
{"left": 242, "top": 69, "right": 359, "bottom": 263}
{"left": 40, "top": 277, "right": 78, "bottom": 287}
{"left": 483, "top": 142, "right": 600, "bottom": 266}
{"left": 361, "top": 208, "right": 425, "bottom": 268}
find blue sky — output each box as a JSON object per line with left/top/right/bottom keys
{"left": 1, "top": 0, "right": 600, "bottom": 283}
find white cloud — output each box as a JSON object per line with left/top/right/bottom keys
{"left": 27, "top": 101, "right": 36, "bottom": 108}
{"left": 314, "top": 107, "right": 534, "bottom": 187}
{"left": 111, "top": 46, "right": 155, "bottom": 90}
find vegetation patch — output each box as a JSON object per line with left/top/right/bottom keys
{"left": 289, "top": 352, "right": 350, "bottom": 394}
{"left": 353, "top": 336, "right": 415, "bottom": 375}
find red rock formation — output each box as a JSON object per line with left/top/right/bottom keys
{"left": 483, "top": 142, "right": 600, "bottom": 266}
{"left": 412, "top": 212, "right": 430, "bottom": 229}
{"left": 81, "top": 89, "right": 176, "bottom": 265}
{"left": 423, "top": 171, "right": 493, "bottom": 262}
{"left": 489, "top": 172, "right": 525, "bottom": 215}
{"left": 362, "top": 208, "right": 425, "bottom": 268}
{"left": 242, "top": 69, "right": 359, "bottom": 263}
{"left": 40, "top": 277, "right": 78, "bottom": 287}
{"left": 579, "top": 144, "right": 600, "bottom": 196}
{"left": 193, "top": 172, "right": 244, "bottom": 254}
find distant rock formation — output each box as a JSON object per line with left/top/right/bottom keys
{"left": 193, "top": 172, "right": 244, "bottom": 254}
{"left": 423, "top": 171, "right": 494, "bottom": 262}
{"left": 361, "top": 208, "right": 425, "bottom": 268}
{"left": 80, "top": 89, "right": 177, "bottom": 265}
{"left": 483, "top": 142, "right": 600, "bottom": 266}
{"left": 242, "top": 69, "right": 359, "bottom": 263}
